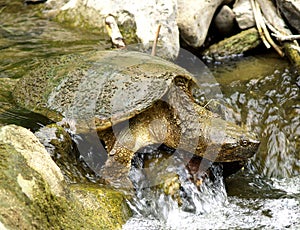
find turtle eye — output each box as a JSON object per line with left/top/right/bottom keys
{"left": 240, "top": 139, "right": 249, "bottom": 147}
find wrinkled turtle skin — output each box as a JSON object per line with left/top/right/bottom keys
{"left": 13, "top": 50, "right": 260, "bottom": 189}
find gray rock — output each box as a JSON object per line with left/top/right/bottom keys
{"left": 276, "top": 0, "right": 300, "bottom": 33}
{"left": 214, "top": 5, "right": 236, "bottom": 36}
{"left": 233, "top": 0, "right": 255, "bottom": 29}
{"left": 177, "top": 0, "right": 223, "bottom": 47}
{"left": 45, "top": 0, "right": 180, "bottom": 59}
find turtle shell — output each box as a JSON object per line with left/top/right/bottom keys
{"left": 13, "top": 50, "right": 196, "bottom": 131}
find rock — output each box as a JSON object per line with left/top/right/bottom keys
{"left": 202, "top": 27, "right": 261, "bottom": 59}
{"left": 70, "top": 183, "right": 132, "bottom": 229}
{"left": 213, "top": 5, "right": 236, "bottom": 36}
{"left": 276, "top": 0, "right": 300, "bottom": 33}
{"left": 44, "top": 0, "right": 180, "bottom": 59}
{"left": 233, "top": 0, "right": 255, "bottom": 29}
{"left": 35, "top": 123, "right": 95, "bottom": 184}
{"left": 0, "top": 124, "right": 66, "bottom": 197}
{"left": 177, "top": 0, "right": 223, "bottom": 48}
{"left": 283, "top": 43, "right": 300, "bottom": 71}
{"left": 0, "top": 125, "right": 131, "bottom": 229}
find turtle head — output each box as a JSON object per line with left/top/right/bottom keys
{"left": 209, "top": 120, "right": 260, "bottom": 162}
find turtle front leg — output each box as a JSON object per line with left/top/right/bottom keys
{"left": 98, "top": 110, "right": 171, "bottom": 190}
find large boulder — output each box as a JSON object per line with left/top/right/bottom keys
{"left": 177, "top": 0, "right": 224, "bottom": 47}
{"left": 0, "top": 125, "right": 131, "bottom": 229}
{"left": 0, "top": 125, "right": 67, "bottom": 197}
{"left": 45, "top": 0, "right": 179, "bottom": 59}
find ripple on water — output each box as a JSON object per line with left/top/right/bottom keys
{"left": 216, "top": 65, "right": 300, "bottom": 178}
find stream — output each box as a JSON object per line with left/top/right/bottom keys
{"left": 0, "top": 1, "right": 299, "bottom": 229}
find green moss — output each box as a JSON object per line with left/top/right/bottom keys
{"left": 284, "top": 42, "right": 300, "bottom": 71}
{"left": 70, "top": 183, "right": 132, "bottom": 229}
{"left": 55, "top": 7, "right": 106, "bottom": 34}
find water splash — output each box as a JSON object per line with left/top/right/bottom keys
{"left": 126, "top": 148, "right": 228, "bottom": 227}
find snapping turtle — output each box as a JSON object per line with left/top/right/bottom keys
{"left": 13, "top": 50, "right": 259, "bottom": 188}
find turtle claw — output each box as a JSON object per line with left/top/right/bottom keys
{"left": 100, "top": 157, "right": 134, "bottom": 190}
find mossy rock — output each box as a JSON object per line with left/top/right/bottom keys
{"left": 70, "top": 183, "right": 132, "bottom": 229}
{"left": 0, "top": 125, "right": 131, "bottom": 229}
{"left": 284, "top": 42, "right": 300, "bottom": 72}
{"left": 52, "top": 5, "right": 139, "bottom": 44}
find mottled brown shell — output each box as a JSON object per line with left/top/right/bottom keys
{"left": 13, "top": 50, "right": 196, "bottom": 130}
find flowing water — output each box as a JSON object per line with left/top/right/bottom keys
{"left": 0, "top": 1, "right": 299, "bottom": 229}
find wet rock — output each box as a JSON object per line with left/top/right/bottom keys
{"left": 35, "top": 123, "right": 94, "bottom": 184}
{"left": 233, "top": 0, "right": 255, "bottom": 29}
{"left": 276, "top": 0, "right": 300, "bottom": 33}
{"left": 213, "top": 5, "right": 236, "bottom": 36}
{"left": 70, "top": 183, "right": 132, "bottom": 228}
{"left": 177, "top": 0, "right": 223, "bottom": 48}
{"left": 44, "top": 0, "right": 179, "bottom": 59}
{"left": 0, "top": 125, "right": 131, "bottom": 229}
{"left": 34, "top": 123, "right": 73, "bottom": 158}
